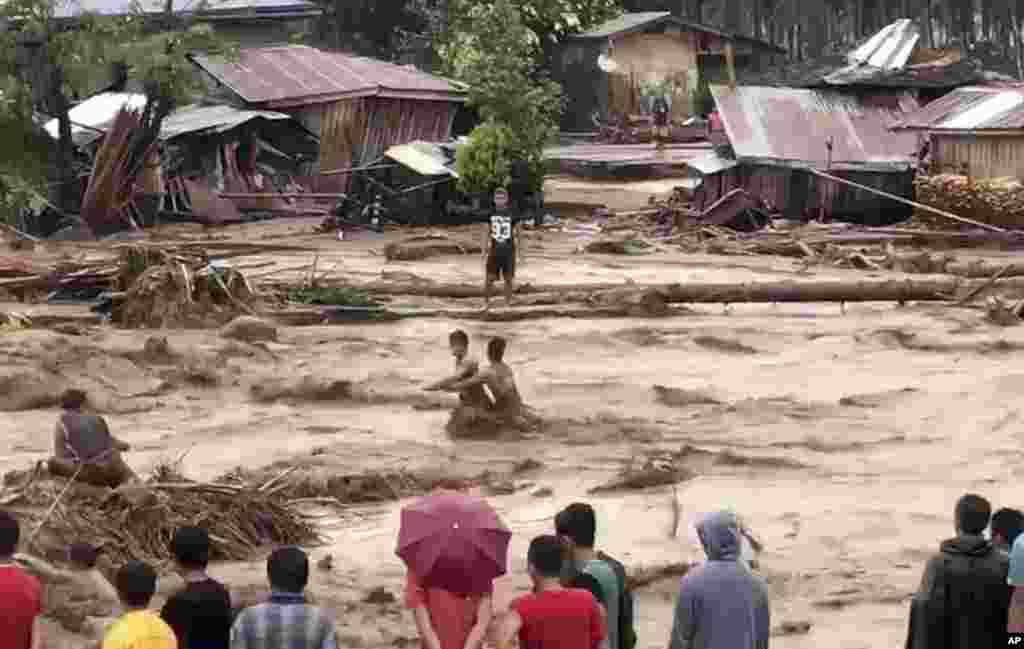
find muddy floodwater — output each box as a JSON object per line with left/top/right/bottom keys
{"left": 2, "top": 182, "right": 1023, "bottom": 648}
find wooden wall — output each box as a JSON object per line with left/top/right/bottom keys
{"left": 933, "top": 134, "right": 1024, "bottom": 179}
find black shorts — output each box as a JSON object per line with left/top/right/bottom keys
{"left": 487, "top": 246, "right": 515, "bottom": 280}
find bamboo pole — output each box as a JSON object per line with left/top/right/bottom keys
{"left": 808, "top": 168, "right": 1008, "bottom": 233}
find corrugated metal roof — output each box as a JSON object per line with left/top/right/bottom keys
{"left": 191, "top": 45, "right": 467, "bottom": 108}
{"left": 385, "top": 141, "right": 458, "bottom": 177}
{"left": 686, "top": 151, "right": 738, "bottom": 175}
{"left": 573, "top": 11, "right": 784, "bottom": 52}
{"left": 44, "top": 92, "right": 147, "bottom": 147}
{"left": 159, "top": 103, "right": 294, "bottom": 139}
{"left": 846, "top": 19, "right": 920, "bottom": 70}
{"left": 890, "top": 85, "right": 1024, "bottom": 131}
{"left": 52, "top": 0, "right": 320, "bottom": 18}
{"left": 710, "top": 85, "right": 921, "bottom": 172}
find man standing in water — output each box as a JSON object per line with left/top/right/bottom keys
{"left": 424, "top": 330, "right": 494, "bottom": 410}
{"left": 482, "top": 188, "right": 519, "bottom": 310}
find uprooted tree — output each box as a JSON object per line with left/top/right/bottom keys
{"left": 0, "top": 0, "right": 236, "bottom": 233}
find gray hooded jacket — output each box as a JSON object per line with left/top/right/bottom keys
{"left": 669, "top": 511, "right": 771, "bottom": 649}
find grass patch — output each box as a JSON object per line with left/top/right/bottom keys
{"left": 286, "top": 286, "right": 376, "bottom": 307}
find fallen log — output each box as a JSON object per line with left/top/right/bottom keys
{"left": 634, "top": 277, "right": 1024, "bottom": 304}
{"left": 357, "top": 280, "right": 654, "bottom": 298}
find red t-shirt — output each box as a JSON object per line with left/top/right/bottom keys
{"left": 0, "top": 564, "right": 43, "bottom": 649}
{"left": 511, "top": 588, "right": 606, "bottom": 649}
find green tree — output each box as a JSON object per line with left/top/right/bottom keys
{"left": 447, "top": 0, "right": 564, "bottom": 194}
{"left": 455, "top": 120, "right": 514, "bottom": 196}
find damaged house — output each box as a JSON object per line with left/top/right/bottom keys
{"left": 190, "top": 45, "right": 468, "bottom": 192}
{"left": 890, "top": 84, "right": 1024, "bottom": 178}
{"left": 744, "top": 19, "right": 1012, "bottom": 104}
{"left": 700, "top": 85, "right": 922, "bottom": 225}
{"left": 42, "top": 92, "right": 319, "bottom": 229}
{"left": 554, "top": 12, "right": 786, "bottom": 133}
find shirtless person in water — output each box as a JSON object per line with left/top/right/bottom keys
{"left": 424, "top": 329, "right": 494, "bottom": 409}
{"left": 447, "top": 337, "right": 523, "bottom": 416}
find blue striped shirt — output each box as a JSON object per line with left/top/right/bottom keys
{"left": 230, "top": 592, "right": 337, "bottom": 649}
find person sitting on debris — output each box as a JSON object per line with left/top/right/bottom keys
{"left": 48, "top": 389, "right": 138, "bottom": 489}
{"left": 102, "top": 561, "right": 177, "bottom": 649}
{"left": 424, "top": 329, "right": 494, "bottom": 410}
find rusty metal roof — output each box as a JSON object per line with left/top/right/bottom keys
{"left": 891, "top": 85, "right": 1024, "bottom": 131}
{"left": 573, "top": 12, "right": 785, "bottom": 53}
{"left": 710, "top": 85, "right": 921, "bottom": 172}
{"left": 191, "top": 46, "right": 468, "bottom": 109}
{"left": 53, "top": 0, "right": 320, "bottom": 19}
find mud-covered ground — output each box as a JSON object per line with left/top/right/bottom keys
{"left": 2, "top": 178, "right": 1023, "bottom": 648}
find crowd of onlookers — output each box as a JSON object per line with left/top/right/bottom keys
{"left": 2, "top": 492, "right": 1023, "bottom": 649}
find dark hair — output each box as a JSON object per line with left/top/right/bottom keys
{"left": 527, "top": 535, "right": 563, "bottom": 578}
{"left": 449, "top": 330, "right": 469, "bottom": 346}
{"left": 61, "top": 389, "right": 88, "bottom": 410}
{"left": 956, "top": 494, "right": 992, "bottom": 535}
{"left": 268, "top": 546, "right": 308, "bottom": 593}
{"left": 554, "top": 503, "right": 597, "bottom": 548}
{"left": 69, "top": 543, "right": 100, "bottom": 568}
{"left": 115, "top": 561, "right": 157, "bottom": 608}
{"left": 992, "top": 508, "right": 1024, "bottom": 545}
{"left": 487, "top": 337, "right": 506, "bottom": 362}
{"left": 0, "top": 510, "right": 18, "bottom": 557}
{"left": 171, "top": 526, "right": 210, "bottom": 569}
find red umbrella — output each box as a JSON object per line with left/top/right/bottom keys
{"left": 396, "top": 491, "right": 511, "bottom": 594}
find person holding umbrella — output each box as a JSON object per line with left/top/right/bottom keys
{"left": 397, "top": 486, "right": 508, "bottom": 649}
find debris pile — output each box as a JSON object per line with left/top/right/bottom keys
{"left": 113, "top": 246, "right": 259, "bottom": 328}
{"left": 915, "top": 175, "right": 1024, "bottom": 231}
{"left": 2, "top": 465, "right": 318, "bottom": 567}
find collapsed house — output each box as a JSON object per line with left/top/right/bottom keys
{"left": 890, "top": 84, "right": 1024, "bottom": 178}
{"left": 42, "top": 92, "right": 319, "bottom": 230}
{"left": 743, "top": 19, "right": 1013, "bottom": 103}
{"left": 189, "top": 45, "right": 468, "bottom": 192}
{"left": 554, "top": 12, "right": 786, "bottom": 133}
{"left": 700, "top": 85, "right": 922, "bottom": 225}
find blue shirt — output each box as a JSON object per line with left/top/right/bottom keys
{"left": 230, "top": 592, "right": 337, "bottom": 649}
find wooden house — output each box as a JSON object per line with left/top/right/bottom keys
{"left": 554, "top": 12, "right": 786, "bottom": 133}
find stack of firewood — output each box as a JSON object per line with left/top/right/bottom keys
{"left": 914, "top": 174, "right": 1024, "bottom": 230}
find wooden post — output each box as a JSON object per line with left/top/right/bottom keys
{"left": 725, "top": 42, "right": 737, "bottom": 89}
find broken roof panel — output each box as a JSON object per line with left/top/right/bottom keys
{"left": 686, "top": 151, "right": 738, "bottom": 175}
{"left": 191, "top": 45, "right": 468, "bottom": 108}
{"left": 890, "top": 85, "right": 1024, "bottom": 131}
{"left": 159, "top": 104, "right": 295, "bottom": 140}
{"left": 385, "top": 141, "right": 458, "bottom": 178}
{"left": 710, "top": 85, "right": 921, "bottom": 172}
{"left": 44, "top": 92, "right": 147, "bottom": 147}
{"left": 846, "top": 19, "right": 919, "bottom": 70}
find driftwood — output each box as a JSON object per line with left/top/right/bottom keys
{"left": 355, "top": 278, "right": 1024, "bottom": 305}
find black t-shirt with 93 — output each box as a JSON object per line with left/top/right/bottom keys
{"left": 489, "top": 211, "right": 516, "bottom": 251}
